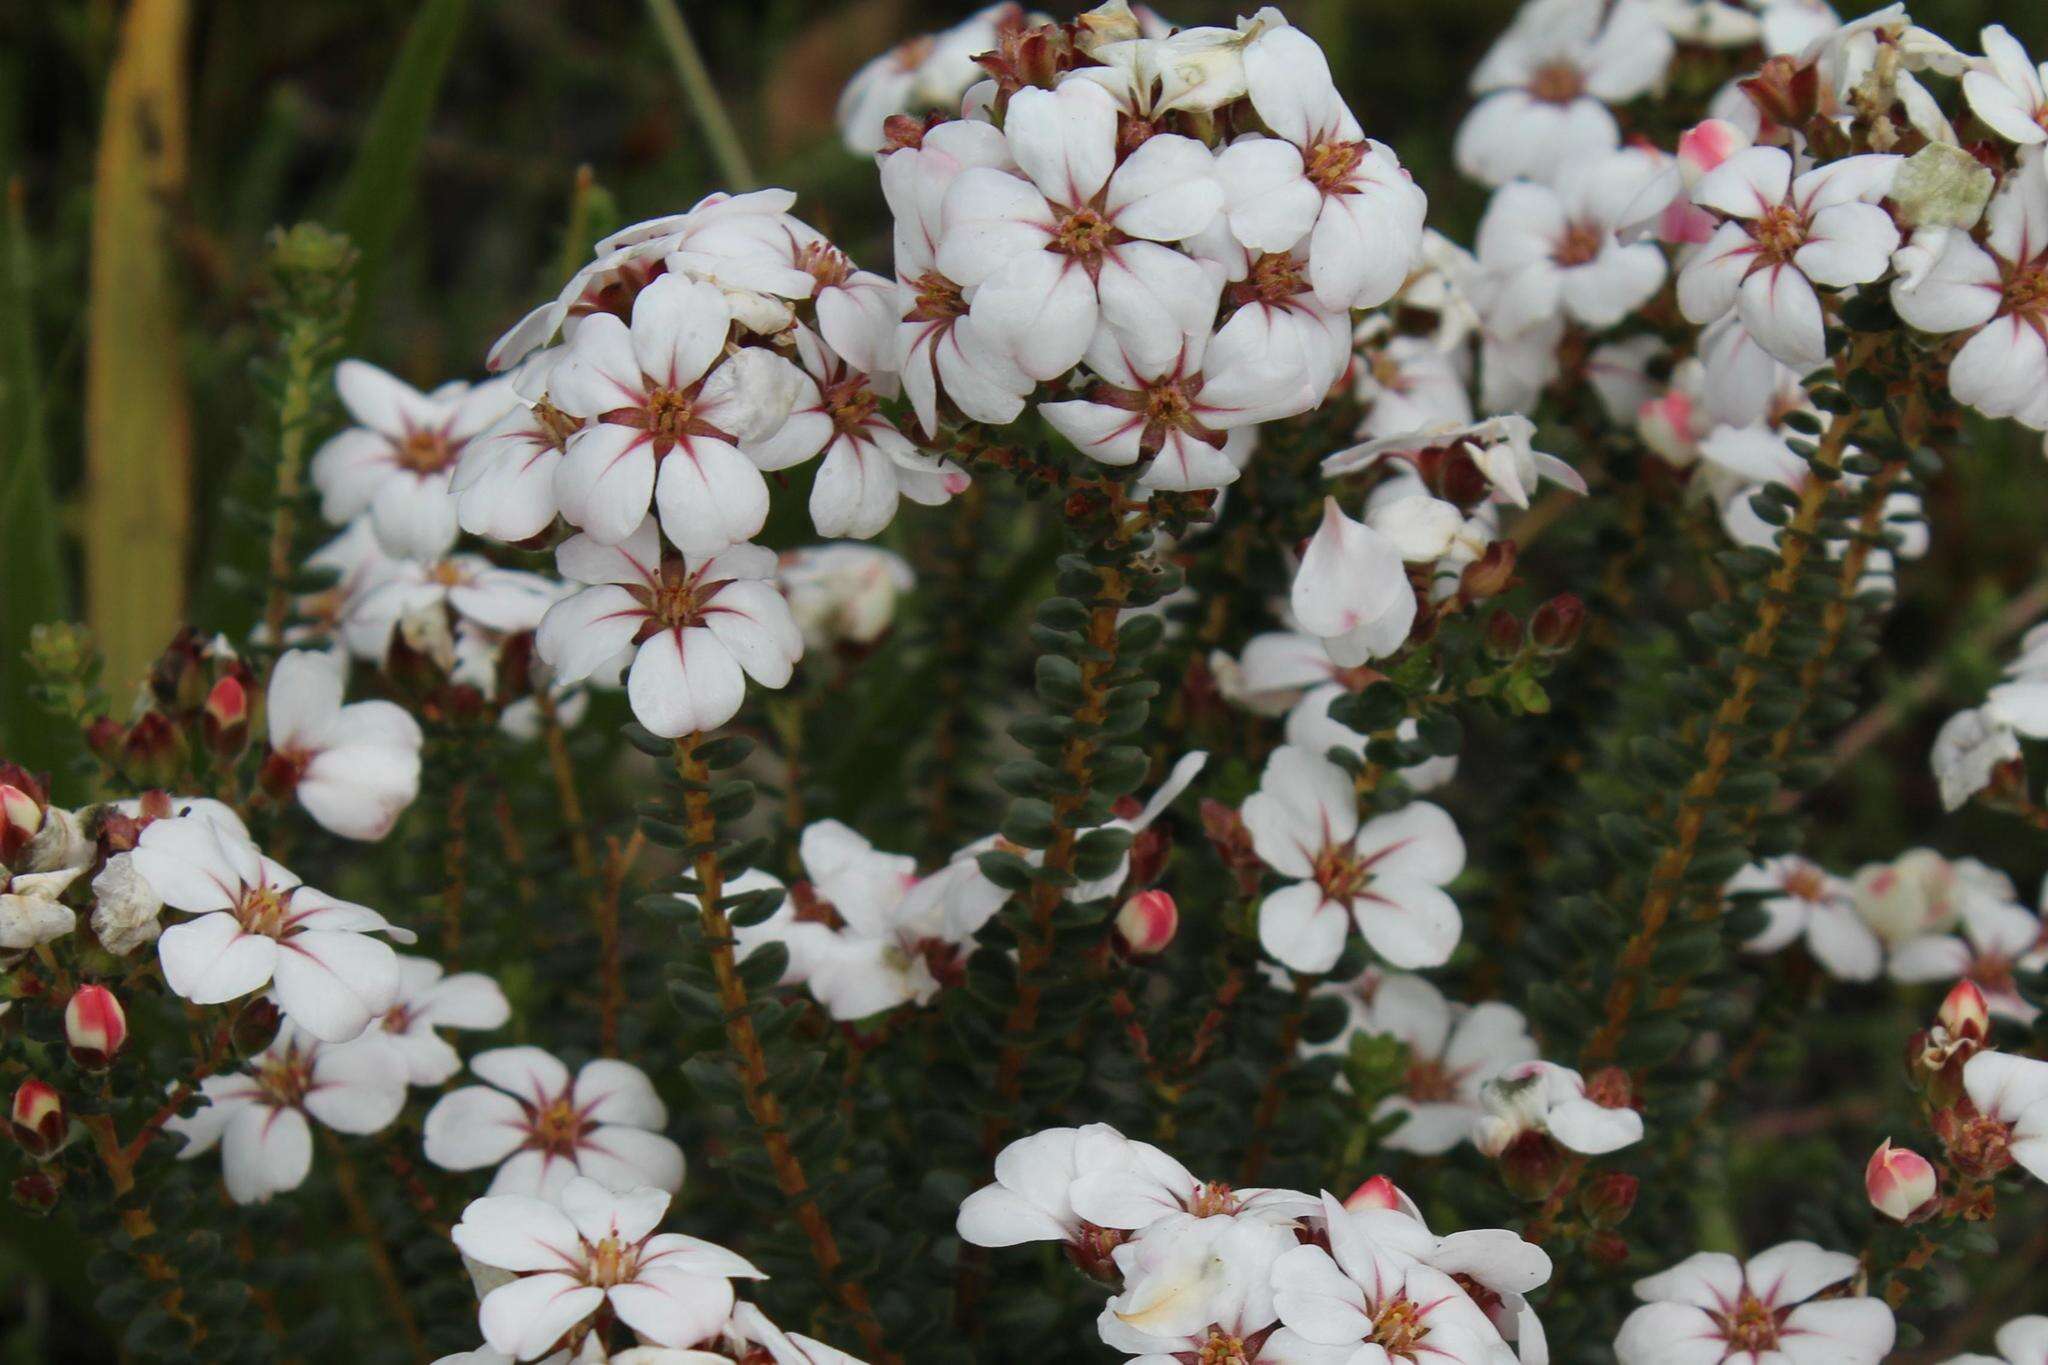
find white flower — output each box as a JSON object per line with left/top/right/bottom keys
{"left": 1932, "top": 708, "right": 2022, "bottom": 813}
{"left": 1326, "top": 415, "right": 1586, "bottom": 511}
{"left": 1097, "top": 1213, "right": 1317, "bottom": 1360}
{"left": 743, "top": 326, "right": 967, "bottom": 539}
{"left": 1678, "top": 147, "right": 1901, "bottom": 369}
{"left": 132, "top": 815, "right": 413, "bottom": 1042}
{"left": 1233, "top": 24, "right": 1428, "bottom": 311}
{"left": 1360, "top": 974, "right": 1538, "bottom": 1155}
{"left": 165, "top": 1022, "right": 407, "bottom": 1205}
{"left": 936, "top": 78, "right": 1224, "bottom": 382}
{"left": 880, "top": 120, "right": 1033, "bottom": 436}
{"left": 732, "top": 819, "right": 1003, "bottom": 1021}
{"left": 1938, "top": 1314, "right": 2048, "bottom": 1365}
{"left": 1888, "top": 895, "right": 2047, "bottom": 1025}
{"left": 424, "top": 1046, "right": 685, "bottom": 1198}
{"left": 1244, "top": 745, "right": 1466, "bottom": 974}
{"left": 1039, "top": 325, "right": 1310, "bottom": 491}
{"left": 536, "top": 519, "right": 802, "bottom": 740}
{"left": 835, "top": 4, "right": 1020, "bottom": 153}
{"left": 263, "top": 649, "right": 424, "bottom": 841}
{"left": 451, "top": 349, "right": 581, "bottom": 544}
{"left": 1455, "top": 0, "right": 1673, "bottom": 187}
{"left": 1851, "top": 848, "right": 2011, "bottom": 947}
{"left": 311, "top": 361, "right": 521, "bottom": 560}
{"left": 1355, "top": 330, "right": 1473, "bottom": 441}
{"left": 546, "top": 273, "right": 806, "bottom": 553}
{"left": 1724, "top": 856, "right": 1883, "bottom": 981}
{"left": 0, "top": 865, "right": 79, "bottom": 953}
{"left": 1272, "top": 1194, "right": 1517, "bottom": 1364}
{"left": 1963, "top": 1050, "right": 2048, "bottom": 1185}
{"left": 453, "top": 1177, "right": 762, "bottom": 1360}
{"left": 1473, "top": 1059, "right": 1643, "bottom": 1157}
{"left": 1475, "top": 148, "right": 1670, "bottom": 335}
{"left": 1963, "top": 26, "right": 2048, "bottom": 146}
{"left": 286, "top": 519, "right": 410, "bottom": 657}
{"left": 1288, "top": 499, "right": 1426, "bottom": 668}
{"left": 1616, "top": 1241, "right": 1895, "bottom": 1365}
{"left": 777, "top": 544, "right": 914, "bottom": 651}
{"left": 373, "top": 956, "right": 511, "bottom": 1087}
{"left": 341, "top": 554, "right": 564, "bottom": 664}
{"left": 1890, "top": 157, "right": 2048, "bottom": 430}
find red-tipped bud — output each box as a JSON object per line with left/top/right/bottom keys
{"left": 11, "top": 1080, "right": 65, "bottom": 1159}
{"left": 1866, "top": 1140, "right": 1939, "bottom": 1223}
{"left": 1938, "top": 980, "right": 1990, "bottom": 1043}
{"left": 1583, "top": 1066, "right": 1635, "bottom": 1111}
{"left": 64, "top": 986, "right": 129, "bottom": 1070}
{"left": 1581, "top": 1171, "right": 1639, "bottom": 1228}
{"left": 0, "top": 778, "right": 44, "bottom": 862}
{"left": 1483, "top": 610, "right": 1524, "bottom": 661}
{"left": 1585, "top": 1231, "right": 1631, "bottom": 1266}
{"left": 1342, "top": 1175, "right": 1408, "bottom": 1213}
{"left": 120, "top": 712, "right": 183, "bottom": 786}
{"left": 1530, "top": 594, "right": 1587, "bottom": 653}
{"left": 205, "top": 675, "right": 248, "bottom": 730}
{"left": 1114, "top": 890, "right": 1178, "bottom": 956}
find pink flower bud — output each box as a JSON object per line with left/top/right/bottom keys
{"left": 1938, "top": 980, "right": 1990, "bottom": 1043}
{"left": 205, "top": 674, "right": 247, "bottom": 729}
{"left": 1678, "top": 119, "right": 1744, "bottom": 180}
{"left": 1866, "top": 1139, "right": 1939, "bottom": 1223}
{"left": 1342, "top": 1175, "right": 1407, "bottom": 1213}
{"left": 1114, "top": 890, "right": 1178, "bottom": 956}
{"left": 1581, "top": 1171, "right": 1639, "bottom": 1227}
{"left": 11, "top": 1080, "right": 65, "bottom": 1160}
{"left": 10, "top": 1171, "right": 59, "bottom": 1215}
{"left": 64, "top": 986, "right": 128, "bottom": 1070}
{"left": 0, "top": 782, "right": 42, "bottom": 840}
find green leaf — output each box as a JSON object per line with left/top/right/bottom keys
{"left": 333, "top": 0, "right": 470, "bottom": 345}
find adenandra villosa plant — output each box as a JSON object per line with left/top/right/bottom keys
{"left": 6, "top": 0, "right": 2048, "bottom": 1361}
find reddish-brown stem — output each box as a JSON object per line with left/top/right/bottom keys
{"left": 674, "top": 735, "right": 895, "bottom": 1363}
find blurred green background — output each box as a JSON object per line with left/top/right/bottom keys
{"left": 4, "top": 0, "right": 2048, "bottom": 1356}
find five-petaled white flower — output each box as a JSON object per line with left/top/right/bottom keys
{"left": 1963, "top": 25, "right": 2048, "bottom": 147}
{"left": 1358, "top": 973, "right": 1539, "bottom": 1155}
{"left": 1888, "top": 895, "right": 2048, "bottom": 1025}
{"left": 423, "top": 1046, "right": 685, "bottom": 1198}
{"left": 1725, "top": 856, "right": 1883, "bottom": 982}
{"left": 1678, "top": 147, "right": 1901, "bottom": 369}
{"left": 1616, "top": 1241, "right": 1895, "bottom": 1365}
{"left": 836, "top": 3, "right": 1021, "bottom": 153}
{"left": 936, "top": 78, "right": 1224, "bottom": 382}
{"left": 1474, "top": 1059, "right": 1644, "bottom": 1157}
{"left": 1475, "top": 148, "right": 1670, "bottom": 335}
{"left": 452, "top": 1177, "right": 762, "bottom": 1361}
{"left": 1455, "top": 0, "right": 1673, "bottom": 186}
{"left": 537, "top": 518, "right": 802, "bottom": 740}
{"left": 263, "top": 649, "right": 424, "bottom": 841}
{"left": 1244, "top": 745, "right": 1466, "bottom": 974}
{"left": 132, "top": 814, "right": 414, "bottom": 1042}
{"left": 373, "top": 956, "right": 511, "bottom": 1087}
{"left": 165, "top": 1022, "right": 407, "bottom": 1205}
{"left": 547, "top": 273, "right": 806, "bottom": 554}
{"left": 1960, "top": 1050, "right": 2048, "bottom": 1186}
{"left": 311, "top": 361, "right": 522, "bottom": 561}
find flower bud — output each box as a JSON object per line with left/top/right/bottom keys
{"left": 1580, "top": 1171, "right": 1639, "bottom": 1228}
{"left": 1114, "top": 890, "right": 1178, "bottom": 956}
{"left": 1495, "top": 1131, "right": 1567, "bottom": 1200}
{"left": 1342, "top": 1175, "right": 1408, "bottom": 1213}
{"left": 1483, "top": 610, "right": 1524, "bottom": 661}
{"left": 0, "top": 771, "right": 45, "bottom": 864}
{"left": 1938, "top": 980, "right": 1990, "bottom": 1043}
{"left": 1530, "top": 594, "right": 1586, "bottom": 654}
{"left": 64, "top": 985, "right": 128, "bottom": 1070}
{"left": 1585, "top": 1231, "right": 1631, "bottom": 1266}
{"left": 11, "top": 1080, "right": 65, "bottom": 1159}
{"left": 233, "top": 995, "right": 283, "bottom": 1059}
{"left": 1866, "top": 1139, "right": 1939, "bottom": 1223}
{"left": 1583, "top": 1065, "right": 1634, "bottom": 1111}
{"left": 1458, "top": 540, "right": 1517, "bottom": 601}
{"left": 120, "top": 712, "right": 184, "bottom": 788}
{"left": 203, "top": 675, "right": 250, "bottom": 757}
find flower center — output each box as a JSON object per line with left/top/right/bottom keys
{"left": 1304, "top": 139, "right": 1364, "bottom": 195}
{"left": 255, "top": 1048, "right": 315, "bottom": 1109}
{"left": 1314, "top": 845, "right": 1374, "bottom": 903}
{"left": 1231, "top": 252, "right": 1313, "bottom": 309}
{"left": 237, "top": 884, "right": 295, "bottom": 938}
{"left": 645, "top": 386, "right": 700, "bottom": 448}
{"left": 907, "top": 270, "right": 969, "bottom": 323}
{"left": 1942, "top": 1110, "right": 2013, "bottom": 1179}
{"left": 574, "top": 258, "right": 666, "bottom": 325}
{"left": 1371, "top": 1296, "right": 1431, "bottom": 1358}
{"left": 531, "top": 1095, "right": 591, "bottom": 1157}
{"left": 1552, "top": 220, "right": 1606, "bottom": 268}
{"left": 1782, "top": 865, "right": 1827, "bottom": 901}
{"left": 1186, "top": 1180, "right": 1242, "bottom": 1218}
{"left": 1528, "top": 61, "right": 1585, "bottom": 105}
{"left": 794, "top": 239, "right": 854, "bottom": 291}
{"left": 396, "top": 428, "right": 456, "bottom": 474}
{"left": 824, "top": 374, "right": 880, "bottom": 438}
{"left": 2004, "top": 259, "right": 2048, "bottom": 320}
{"left": 1404, "top": 1056, "right": 1463, "bottom": 1103}
{"left": 1053, "top": 207, "right": 1122, "bottom": 261}
{"left": 1750, "top": 203, "right": 1807, "bottom": 260}
{"left": 647, "top": 562, "right": 721, "bottom": 632}
{"left": 1197, "top": 1330, "right": 1250, "bottom": 1365}
{"left": 584, "top": 1234, "right": 639, "bottom": 1289}
{"left": 1716, "top": 1292, "right": 1781, "bottom": 1354}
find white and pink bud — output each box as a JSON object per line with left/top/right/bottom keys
{"left": 1114, "top": 890, "right": 1178, "bottom": 956}
{"left": 0, "top": 783, "right": 42, "bottom": 847}
{"left": 1865, "top": 1139, "right": 1939, "bottom": 1223}
{"left": 10, "top": 1080, "right": 64, "bottom": 1160}
{"left": 1938, "top": 979, "right": 1990, "bottom": 1043}
{"left": 64, "top": 986, "right": 129, "bottom": 1070}
{"left": 1342, "top": 1175, "right": 1413, "bottom": 1214}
